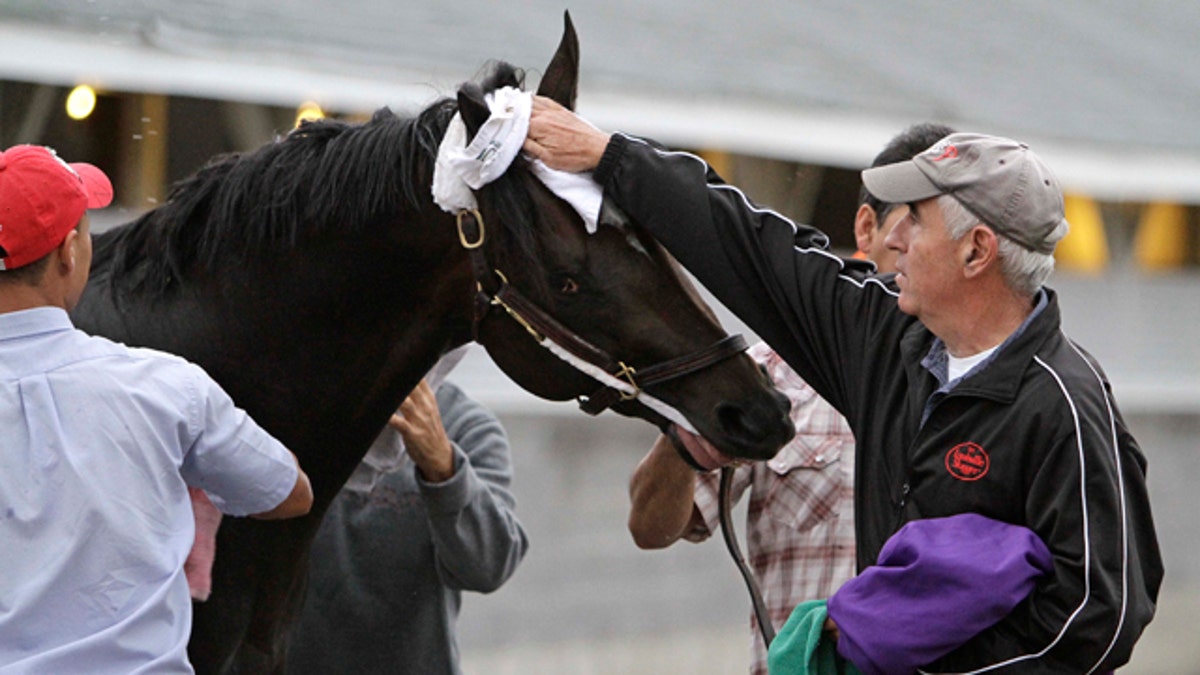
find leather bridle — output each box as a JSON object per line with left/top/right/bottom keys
{"left": 456, "top": 208, "right": 748, "bottom": 425}
{"left": 459, "top": 208, "right": 776, "bottom": 648}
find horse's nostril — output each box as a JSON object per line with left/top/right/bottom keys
{"left": 715, "top": 396, "right": 794, "bottom": 459}
{"left": 774, "top": 389, "right": 792, "bottom": 419}
{"left": 716, "top": 401, "right": 750, "bottom": 439}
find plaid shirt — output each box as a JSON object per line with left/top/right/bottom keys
{"left": 685, "top": 342, "right": 856, "bottom": 675}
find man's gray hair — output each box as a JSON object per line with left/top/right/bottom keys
{"left": 938, "top": 195, "right": 1064, "bottom": 297}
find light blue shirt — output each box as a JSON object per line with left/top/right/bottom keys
{"left": 0, "top": 307, "right": 297, "bottom": 674}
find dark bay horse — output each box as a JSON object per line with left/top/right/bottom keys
{"left": 71, "top": 15, "right": 793, "bottom": 673}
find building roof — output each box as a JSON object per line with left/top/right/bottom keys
{"left": 3, "top": 1, "right": 1200, "bottom": 202}
{"left": 8, "top": 2, "right": 1199, "bottom": 414}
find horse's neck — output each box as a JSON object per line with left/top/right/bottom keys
{"left": 80, "top": 220, "right": 478, "bottom": 488}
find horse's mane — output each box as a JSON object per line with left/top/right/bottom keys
{"left": 94, "top": 62, "right": 541, "bottom": 297}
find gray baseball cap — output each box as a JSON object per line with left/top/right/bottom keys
{"left": 861, "top": 133, "right": 1067, "bottom": 254}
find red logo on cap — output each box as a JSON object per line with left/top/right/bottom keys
{"left": 945, "top": 442, "right": 989, "bottom": 481}
{"left": 931, "top": 145, "right": 959, "bottom": 162}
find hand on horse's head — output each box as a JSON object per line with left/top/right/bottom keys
{"left": 523, "top": 96, "right": 610, "bottom": 173}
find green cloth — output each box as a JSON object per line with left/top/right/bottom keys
{"left": 768, "top": 599, "right": 863, "bottom": 675}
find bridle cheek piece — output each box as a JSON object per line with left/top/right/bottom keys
{"left": 459, "top": 209, "right": 773, "bottom": 646}
{"left": 455, "top": 209, "right": 747, "bottom": 422}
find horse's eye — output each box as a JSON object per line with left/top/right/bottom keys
{"left": 560, "top": 277, "right": 579, "bottom": 295}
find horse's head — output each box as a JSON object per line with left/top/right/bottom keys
{"left": 457, "top": 13, "right": 793, "bottom": 461}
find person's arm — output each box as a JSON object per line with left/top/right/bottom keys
{"left": 526, "top": 96, "right": 891, "bottom": 419}
{"left": 249, "top": 451, "right": 313, "bottom": 520}
{"left": 399, "top": 381, "right": 528, "bottom": 593}
{"left": 627, "top": 434, "right": 700, "bottom": 549}
{"left": 179, "top": 363, "right": 314, "bottom": 519}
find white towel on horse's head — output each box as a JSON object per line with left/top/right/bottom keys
{"left": 441, "top": 87, "right": 531, "bottom": 193}
{"left": 432, "top": 86, "right": 602, "bottom": 232}
{"left": 529, "top": 159, "right": 603, "bottom": 233}
{"left": 431, "top": 114, "right": 477, "bottom": 213}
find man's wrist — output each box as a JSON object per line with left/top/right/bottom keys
{"left": 592, "top": 132, "right": 626, "bottom": 187}
{"left": 416, "top": 452, "right": 455, "bottom": 483}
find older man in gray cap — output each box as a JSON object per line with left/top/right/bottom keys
{"left": 525, "top": 101, "right": 1162, "bottom": 672}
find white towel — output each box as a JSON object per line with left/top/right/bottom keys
{"left": 432, "top": 87, "right": 602, "bottom": 232}
{"left": 528, "top": 159, "right": 603, "bottom": 233}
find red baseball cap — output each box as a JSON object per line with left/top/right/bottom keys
{"left": 0, "top": 145, "right": 113, "bottom": 270}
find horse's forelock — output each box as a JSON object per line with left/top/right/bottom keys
{"left": 478, "top": 161, "right": 549, "bottom": 298}
{"left": 475, "top": 61, "right": 527, "bottom": 94}
{"left": 440, "top": 61, "right": 549, "bottom": 302}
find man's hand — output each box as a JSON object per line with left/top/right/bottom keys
{"left": 523, "top": 96, "right": 611, "bottom": 173}
{"left": 390, "top": 380, "right": 454, "bottom": 483}
{"left": 823, "top": 616, "right": 840, "bottom": 644}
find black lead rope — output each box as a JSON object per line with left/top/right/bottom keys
{"left": 718, "top": 465, "right": 776, "bottom": 647}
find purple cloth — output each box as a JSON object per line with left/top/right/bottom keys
{"left": 827, "top": 513, "right": 1052, "bottom": 675}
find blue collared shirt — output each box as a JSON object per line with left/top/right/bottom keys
{"left": 0, "top": 307, "right": 297, "bottom": 674}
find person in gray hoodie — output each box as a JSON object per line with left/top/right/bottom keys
{"left": 287, "top": 349, "right": 528, "bottom": 675}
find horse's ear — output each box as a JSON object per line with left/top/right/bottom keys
{"left": 536, "top": 11, "right": 579, "bottom": 111}
{"left": 456, "top": 82, "right": 490, "bottom": 140}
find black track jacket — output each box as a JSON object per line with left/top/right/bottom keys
{"left": 594, "top": 133, "right": 1162, "bottom": 673}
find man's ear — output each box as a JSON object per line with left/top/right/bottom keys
{"left": 854, "top": 204, "right": 878, "bottom": 256}
{"left": 56, "top": 229, "right": 78, "bottom": 274}
{"left": 963, "top": 226, "right": 999, "bottom": 276}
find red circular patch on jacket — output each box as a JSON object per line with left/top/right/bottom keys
{"left": 945, "top": 442, "right": 989, "bottom": 481}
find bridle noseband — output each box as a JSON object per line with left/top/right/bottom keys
{"left": 456, "top": 209, "right": 747, "bottom": 425}
{"left": 458, "top": 208, "right": 776, "bottom": 647}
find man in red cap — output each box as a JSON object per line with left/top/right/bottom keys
{"left": 0, "top": 145, "right": 314, "bottom": 673}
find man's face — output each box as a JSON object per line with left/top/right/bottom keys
{"left": 867, "top": 205, "right": 908, "bottom": 274}
{"left": 883, "top": 198, "right": 964, "bottom": 319}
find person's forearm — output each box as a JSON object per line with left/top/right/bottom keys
{"left": 423, "top": 445, "right": 528, "bottom": 592}
{"left": 251, "top": 452, "right": 313, "bottom": 520}
{"left": 627, "top": 434, "right": 699, "bottom": 549}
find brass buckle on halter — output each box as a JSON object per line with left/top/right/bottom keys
{"left": 456, "top": 209, "right": 485, "bottom": 249}
{"left": 615, "top": 361, "right": 640, "bottom": 400}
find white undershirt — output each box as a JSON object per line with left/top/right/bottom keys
{"left": 948, "top": 345, "right": 999, "bottom": 382}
